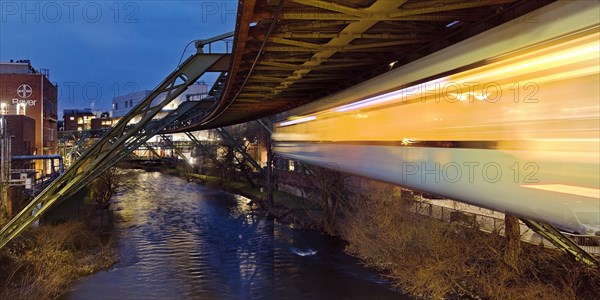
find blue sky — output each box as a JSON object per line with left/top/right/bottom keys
{"left": 0, "top": 1, "right": 237, "bottom": 116}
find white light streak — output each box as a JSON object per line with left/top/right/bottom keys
{"left": 522, "top": 184, "right": 600, "bottom": 199}
{"left": 278, "top": 115, "right": 317, "bottom": 127}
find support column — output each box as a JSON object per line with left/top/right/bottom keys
{"left": 258, "top": 118, "right": 274, "bottom": 208}
{"left": 521, "top": 218, "right": 598, "bottom": 266}
{"left": 0, "top": 116, "right": 10, "bottom": 221}
{"left": 266, "top": 133, "right": 273, "bottom": 208}
{"left": 504, "top": 213, "right": 521, "bottom": 271}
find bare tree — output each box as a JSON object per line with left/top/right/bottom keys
{"left": 504, "top": 213, "right": 521, "bottom": 271}
{"left": 300, "top": 163, "right": 349, "bottom": 234}
{"left": 91, "top": 167, "right": 124, "bottom": 230}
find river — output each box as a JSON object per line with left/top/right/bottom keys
{"left": 66, "top": 171, "right": 409, "bottom": 299}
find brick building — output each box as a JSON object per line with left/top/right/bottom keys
{"left": 63, "top": 109, "right": 117, "bottom": 131}
{"left": 2, "top": 115, "right": 36, "bottom": 156}
{"left": 0, "top": 60, "right": 58, "bottom": 156}
{"left": 63, "top": 108, "right": 95, "bottom": 131}
{"left": 90, "top": 112, "right": 117, "bottom": 131}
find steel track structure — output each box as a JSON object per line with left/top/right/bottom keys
{"left": 0, "top": 39, "right": 230, "bottom": 249}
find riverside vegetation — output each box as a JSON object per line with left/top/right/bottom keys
{"left": 0, "top": 169, "right": 124, "bottom": 299}
{"left": 336, "top": 181, "right": 600, "bottom": 299}
{"left": 139, "top": 155, "right": 600, "bottom": 299}
{"left": 112, "top": 122, "right": 600, "bottom": 299}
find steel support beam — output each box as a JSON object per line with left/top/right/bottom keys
{"left": 261, "top": 0, "right": 405, "bottom": 96}
{"left": 184, "top": 131, "right": 221, "bottom": 167}
{"left": 0, "top": 49, "right": 228, "bottom": 249}
{"left": 290, "top": 0, "right": 371, "bottom": 18}
{"left": 215, "top": 127, "right": 265, "bottom": 176}
{"left": 159, "top": 134, "right": 192, "bottom": 166}
{"left": 66, "top": 131, "right": 91, "bottom": 166}
{"left": 521, "top": 218, "right": 599, "bottom": 266}
{"left": 142, "top": 142, "right": 162, "bottom": 159}
{"left": 256, "top": 118, "right": 273, "bottom": 135}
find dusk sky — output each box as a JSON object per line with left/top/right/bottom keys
{"left": 0, "top": 1, "right": 237, "bottom": 117}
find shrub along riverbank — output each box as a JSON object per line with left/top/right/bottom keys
{"left": 0, "top": 222, "right": 117, "bottom": 299}
{"left": 337, "top": 183, "right": 600, "bottom": 299}
{"left": 0, "top": 170, "right": 124, "bottom": 299}
{"left": 132, "top": 163, "right": 600, "bottom": 299}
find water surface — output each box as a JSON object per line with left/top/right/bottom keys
{"left": 67, "top": 171, "right": 409, "bottom": 299}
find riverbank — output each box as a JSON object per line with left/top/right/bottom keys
{"left": 64, "top": 170, "right": 407, "bottom": 299}
{"left": 0, "top": 221, "right": 118, "bottom": 299}
{"left": 337, "top": 186, "right": 600, "bottom": 299}
{"left": 139, "top": 164, "right": 323, "bottom": 230}
{"left": 129, "top": 164, "right": 600, "bottom": 299}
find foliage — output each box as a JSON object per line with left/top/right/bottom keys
{"left": 193, "top": 123, "right": 263, "bottom": 187}
{"left": 0, "top": 222, "right": 117, "bottom": 299}
{"left": 336, "top": 180, "right": 600, "bottom": 299}
{"left": 91, "top": 167, "right": 125, "bottom": 211}
{"left": 298, "top": 164, "right": 349, "bottom": 234}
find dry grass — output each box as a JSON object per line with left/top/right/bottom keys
{"left": 336, "top": 182, "right": 600, "bottom": 300}
{"left": 0, "top": 221, "right": 118, "bottom": 300}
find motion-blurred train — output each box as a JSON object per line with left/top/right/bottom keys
{"left": 273, "top": 1, "right": 600, "bottom": 235}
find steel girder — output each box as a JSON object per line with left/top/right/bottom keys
{"left": 521, "top": 219, "right": 599, "bottom": 266}
{"left": 184, "top": 131, "right": 220, "bottom": 167}
{"left": 215, "top": 127, "right": 265, "bottom": 176}
{"left": 66, "top": 130, "right": 91, "bottom": 166}
{"left": 160, "top": 72, "right": 229, "bottom": 133}
{"left": 141, "top": 142, "right": 162, "bottom": 159}
{"left": 159, "top": 134, "right": 193, "bottom": 166}
{"left": 0, "top": 52, "right": 226, "bottom": 250}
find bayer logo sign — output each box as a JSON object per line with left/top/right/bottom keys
{"left": 17, "top": 84, "right": 33, "bottom": 99}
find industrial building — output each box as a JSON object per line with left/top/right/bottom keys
{"left": 0, "top": 60, "right": 58, "bottom": 156}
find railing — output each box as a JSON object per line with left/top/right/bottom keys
{"left": 409, "top": 200, "right": 600, "bottom": 256}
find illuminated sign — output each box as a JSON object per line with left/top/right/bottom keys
{"left": 12, "top": 98, "right": 37, "bottom": 106}
{"left": 17, "top": 84, "right": 33, "bottom": 98}
{"left": 13, "top": 84, "right": 38, "bottom": 106}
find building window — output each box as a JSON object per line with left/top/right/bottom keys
{"left": 46, "top": 128, "right": 55, "bottom": 142}
{"left": 69, "top": 116, "right": 75, "bottom": 121}
{"left": 113, "top": 103, "right": 118, "bottom": 110}
{"left": 288, "top": 160, "right": 295, "bottom": 172}
{"left": 0, "top": 103, "right": 7, "bottom": 114}
{"left": 17, "top": 103, "right": 26, "bottom": 115}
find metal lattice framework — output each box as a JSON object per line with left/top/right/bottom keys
{"left": 4, "top": 1, "right": 592, "bottom": 266}
{"left": 0, "top": 45, "right": 230, "bottom": 249}
{"left": 159, "top": 134, "right": 193, "bottom": 166}
{"left": 215, "top": 127, "right": 265, "bottom": 176}
{"left": 521, "top": 219, "right": 598, "bottom": 266}
{"left": 164, "top": 0, "right": 553, "bottom": 132}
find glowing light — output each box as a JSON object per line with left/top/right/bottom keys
{"left": 401, "top": 138, "right": 415, "bottom": 146}
{"left": 521, "top": 184, "right": 600, "bottom": 199}
{"left": 278, "top": 115, "right": 316, "bottom": 127}
{"left": 334, "top": 77, "right": 448, "bottom": 112}
{"left": 461, "top": 44, "right": 599, "bottom": 83}
{"left": 446, "top": 20, "right": 460, "bottom": 28}
{"left": 448, "top": 92, "right": 490, "bottom": 101}
{"left": 18, "top": 103, "right": 26, "bottom": 115}
{"left": 329, "top": 40, "right": 598, "bottom": 114}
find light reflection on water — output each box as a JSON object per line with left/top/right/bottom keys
{"left": 66, "top": 171, "right": 409, "bottom": 299}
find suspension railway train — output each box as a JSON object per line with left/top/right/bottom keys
{"left": 272, "top": 1, "right": 600, "bottom": 235}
